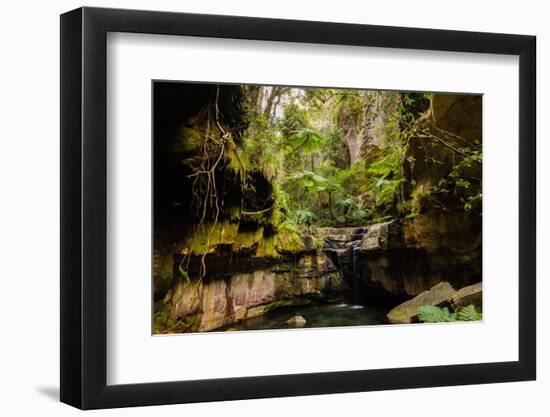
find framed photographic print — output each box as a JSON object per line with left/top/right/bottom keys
{"left": 60, "top": 6, "right": 536, "bottom": 409}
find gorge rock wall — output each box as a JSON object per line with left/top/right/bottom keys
{"left": 341, "top": 93, "right": 482, "bottom": 305}
{"left": 156, "top": 251, "right": 342, "bottom": 333}
{"left": 153, "top": 91, "right": 483, "bottom": 332}
{"left": 351, "top": 212, "right": 481, "bottom": 303}
{"left": 156, "top": 210, "right": 481, "bottom": 332}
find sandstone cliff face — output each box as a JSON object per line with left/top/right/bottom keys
{"left": 157, "top": 251, "right": 342, "bottom": 332}
{"left": 337, "top": 212, "right": 481, "bottom": 303}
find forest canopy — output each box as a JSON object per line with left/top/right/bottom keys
{"left": 173, "top": 85, "right": 482, "bottom": 231}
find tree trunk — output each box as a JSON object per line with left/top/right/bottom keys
{"left": 263, "top": 86, "right": 280, "bottom": 118}
{"left": 269, "top": 93, "right": 282, "bottom": 124}
{"left": 249, "top": 86, "right": 263, "bottom": 112}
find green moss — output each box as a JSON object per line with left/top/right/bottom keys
{"left": 309, "top": 235, "right": 325, "bottom": 250}
{"left": 274, "top": 221, "right": 305, "bottom": 253}
{"left": 183, "top": 221, "right": 239, "bottom": 255}
{"left": 270, "top": 182, "right": 289, "bottom": 229}
{"left": 270, "top": 206, "right": 284, "bottom": 229}
{"left": 182, "top": 221, "right": 271, "bottom": 256}
{"left": 233, "top": 227, "right": 264, "bottom": 251}
{"left": 182, "top": 217, "right": 305, "bottom": 259}
{"left": 255, "top": 235, "right": 279, "bottom": 258}
{"left": 270, "top": 263, "right": 293, "bottom": 273}
{"left": 227, "top": 205, "right": 242, "bottom": 222}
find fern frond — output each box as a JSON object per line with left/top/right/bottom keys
{"left": 456, "top": 304, "right": 482, "bottom": 321}
{"left": 418, "top": 305, "right": 456, "bottom": 323}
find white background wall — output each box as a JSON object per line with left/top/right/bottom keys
{"left": 0, "top": 0, "right": 546, "bottom": 415}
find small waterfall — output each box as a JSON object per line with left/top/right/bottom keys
{"left": 322, "top": 227, "right": 367, "bottom": 303}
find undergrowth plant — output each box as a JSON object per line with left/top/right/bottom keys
{"left": 418, "top": 304, "right": 482, "bottom": 323}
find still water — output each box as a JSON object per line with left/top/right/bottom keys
{"left": 223, "top": 302, "right": 390, "bottom": 331}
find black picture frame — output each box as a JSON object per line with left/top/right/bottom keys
{"left": 60, "top": 6, "right": 536, "bottom": 410}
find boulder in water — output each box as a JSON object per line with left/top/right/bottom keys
{"left": 286, "top": 315, "right": 307, "bottom": 327}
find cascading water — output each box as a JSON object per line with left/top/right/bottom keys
{"left": 322, "top": 227, "right": 368, "bottom": 304}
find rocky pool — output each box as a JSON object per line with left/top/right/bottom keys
{"left": 220, "top": 302, "right": 390, "bottom": 332}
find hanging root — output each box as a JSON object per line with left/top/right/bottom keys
{"left": 177, "top": 86, "right": 233, "bottom": 307}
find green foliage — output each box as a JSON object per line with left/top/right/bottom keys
{"left": 418, "top": 304, "right": 482, "bottom": 323}
{"left": 334, "top": 91, "right": 366, "bottom": 126}
{"left": 287, "top": 170, "right": 329, "bottom": 190}
{"left": 322, "top": 127, "right": 350, "bottom": 168}
{"left": 278, "top": 103, "right": 309, "bottom": 139}
{"left": 432, "top": 139, "right": 482, "bottom": 213}
{"left": 366, "top": 146, "right": 405, "bottom": 212}
{"left": 456, "top": 304, "right": 483, "bottom": 321}
{"left": 408, "top": 185, "right": 432, "bottom": 217}
{"left": 336, "top": 198, "right": 368, "bottom": 224}
{"left": 295, "top": 209, "right": 317, "bottom": 226}
{"left": 418, "top": 305, "right": 456, "bottom": 323}
{"left": 239, "top": 113, "right": 284, "bottom": 181}
{"left": 179, "top": 86, "right": 482, "bottom": 282}
{"left": 287, "top": 128, "right": 325, "bottom": 153}
{"left": 273, "top": 221, "right": 305, "bottom": 253}
{"left": 331, "top": 162, "right": 365, "bottom": 192}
